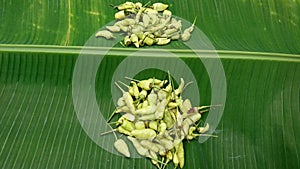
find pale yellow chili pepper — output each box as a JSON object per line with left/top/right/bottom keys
{"left": 114, "top": 139, "right": 130, "bottom": 157}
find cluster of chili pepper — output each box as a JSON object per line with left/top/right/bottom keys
{"left": 95, "top": 2, "right": 196, "bottom": 47}
{"left": 104, "top": 75, "right": 212, "bottom": 169}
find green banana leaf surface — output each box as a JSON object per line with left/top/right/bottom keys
{"left": 0, "top": 0, "right": 299, "bottom": 169}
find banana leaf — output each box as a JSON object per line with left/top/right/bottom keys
{"left": 0, "top": 0, "right": 299, "bottom": 169}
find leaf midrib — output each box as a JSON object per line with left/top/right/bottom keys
{"left": 0, "top": 44, "right": 299, "bottom": 62}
